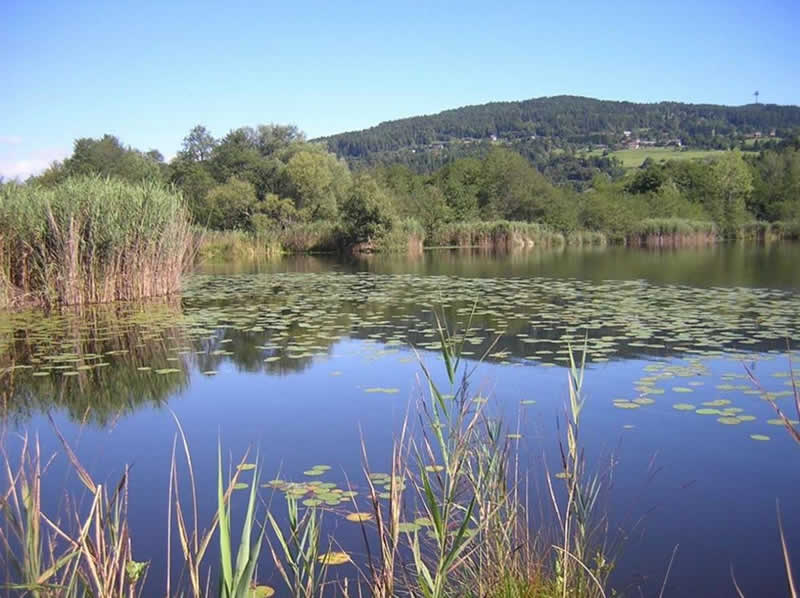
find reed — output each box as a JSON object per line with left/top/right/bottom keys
{"left": 627, "top": 218, "right": 716, "bottom": 247}
{"left": 0, "top": 177, "right": 192, "bottom": 309}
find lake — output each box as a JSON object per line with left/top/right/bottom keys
{"left": 2, "top": 243, "right": 799, "bottom": 596}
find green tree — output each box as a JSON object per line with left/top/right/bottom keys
{"left": 340, "top": 174, "right": 395, "bottom": 244}
{"left": 201, "top": 177, "right": 258, "bottom": 230}
{"left": 706, "top": 152, "right": 753, "bottom": 236}
{"left": 285, "top": 150, "right": 346, "bottom": 220}
{"left": 479, "top": 148, "right": 555, "bottom": 221}
{"left": 43, "top": 135, "right": 164, "bottom": 184}
{"left": 179, "top": 125, "right": 217, "bottom": 162}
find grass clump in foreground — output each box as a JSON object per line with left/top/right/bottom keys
{"left": 0, "top": 318, "right": 621, "bottom": 598}
{"left": 0, "top": 177, "right": 193, "bottom": 309}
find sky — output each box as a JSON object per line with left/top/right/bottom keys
{"left": 1, "top": 0, "right": 799, "bottom": 179}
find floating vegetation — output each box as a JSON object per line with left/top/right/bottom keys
{"left": 768, "top": 418, "right": 800, "bottom": 426}
{"left": 345, "top": 512, "right": 373, "bottom": 522}
{"left": 613, "top": 401, "right": 640, "bottom": 409}
{"left": 696, "top": 408, "right": 722, "bottom": 415}
{"left": 317, "top": 551, "right": 350, "bottom": 565}
{"left": 717, "top": 417, "right": 742, "bottom": 425}
{"left": 750, "top": 434, "right": 771, "bottom": 441}
{"left": 364, "top": 387, "right": 400, "bottom": 394}
{"left": 673, "top": 403, "right": 696, "bottom": 411}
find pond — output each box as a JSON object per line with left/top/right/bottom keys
{"left": 2, "top": 243, "right": 799, "bottom": 596}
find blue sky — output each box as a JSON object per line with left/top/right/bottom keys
{"left": 1, "top": 0, "right": 798, "bottom": 178}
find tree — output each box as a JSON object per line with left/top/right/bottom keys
{"left": 179, "top": 125, "right": 217, "bottom": 162}
{"left": 340, "top": 174, "right": 394, "bottom": 244}
{"left": 707, "top": 152, "right": 753, "bottom": 236}
{"left": 168, "top": 160, "right": 216, "bottom": 220}
{"left": 479, "top": 148, "right": 555, "bottom": 221}
{"left": 285, "top": 150, "right": 343, "bottom": 220}
{"left": 59, "top": 135, "right": 163, "bottom": 183}
{"left": 201, "top": 177, "right": 258, "bottom": 230}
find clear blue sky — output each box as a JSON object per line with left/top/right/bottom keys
{"left": 1, "top": 0, "right": 798, "bottom": 178}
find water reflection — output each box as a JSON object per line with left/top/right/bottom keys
{"left": 1, "top": 249, "right": 798, "bottom": 423}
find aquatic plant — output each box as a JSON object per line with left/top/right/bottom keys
{"left": 0, "top": 177, "right": 192, "bottom": 308}
{"left": 0, "top": 429, "right": 147, "bottom": 598}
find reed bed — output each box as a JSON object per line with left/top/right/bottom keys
{"left": 738, "top": 221, "right": 800, "bottom": 242}
{"left": 195, "top": 229, "right": 282, "bottom": 261}
{"left": 429, "top": 221, "right": 567, "bottom": 249}
{"left": 626, "top": 218, "right": 717, "bottom": 247}
{"left": 0, "top": 177, "right": 192, "bottom": 309}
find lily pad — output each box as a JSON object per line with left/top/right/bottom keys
{"left": 317, "top": 551, "right": 350, "bottom": 566}
{"left": 345, "top": 512, "right": 373, "bottom": 522}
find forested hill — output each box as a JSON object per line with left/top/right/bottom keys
{"left": 318, "top": 95, "right": 800, "bottom": 166}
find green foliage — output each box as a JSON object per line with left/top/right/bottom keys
{"left": 202, "top": 178, "right": 259, "bottom": 230}
{"left": 217, "top": 446, "right": 267, "bottom": 598}
{"left": 706, "top": 151, "right": 753, "bottom": 237}
{"left": 320, "top": 95, "right": 800, "bottom": 167}
{"left": 36, "top": 135, "right": 164, "bottom": 186}
{"left": 340, "top": 174, "right": 395, "bottom": 244}
{"left": 0, "top": 176, "right": 191, "bottom": 307}
{"left": 285, "top": 149, "right": 349, "bottom": 221}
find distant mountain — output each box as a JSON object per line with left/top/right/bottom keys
{"left": 317, "top": 95, "right": 800, "bottom": 170}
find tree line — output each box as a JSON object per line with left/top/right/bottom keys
{"left": 14, "top": 121, "right": 800, "bottom": 247}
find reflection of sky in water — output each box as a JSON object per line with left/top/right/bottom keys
{"left": 18, "top": 341, "right": 800, "bottom": 596}
{"left": 4, "top": 247, "right": 800, "bottom": 597}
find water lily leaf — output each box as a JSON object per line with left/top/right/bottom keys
{"left": 317, "top": 551, "right": 350, "bottom": 565}
{"left": 345, "top": 512, "right": 373, "bottom": 522}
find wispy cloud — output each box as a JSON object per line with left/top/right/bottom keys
{"left": 0, "top": 135, "right": 23, "bottom": 145}
{"left": 0, "top": 147, "right": 69, "bottom": 180}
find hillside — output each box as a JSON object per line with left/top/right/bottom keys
{"left": 318, "top": 95, "right": 800, "bottom": 173}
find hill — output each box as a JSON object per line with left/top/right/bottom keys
{"left": 317, "top": 95, "right": 800, "bottom": 173}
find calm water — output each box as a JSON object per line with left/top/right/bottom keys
{"left": 2, "top": 244, "right": 799, "bottom": 596}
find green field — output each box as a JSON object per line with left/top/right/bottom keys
{"left": 586, "top": 147, "right": 722, "bottom": 169}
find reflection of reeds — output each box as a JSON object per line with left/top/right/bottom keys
{"left": 0, "top": 302, "right": 190, "bottom": 425}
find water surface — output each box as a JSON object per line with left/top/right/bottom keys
{"left": 2, "top": 244, "right": 799, "bottom": 596}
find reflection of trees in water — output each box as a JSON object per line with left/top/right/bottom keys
{"left": 0, "top": 301, "right": 190, "bottom": 425}
{"left": 2, "top": 267, "right": 797, "bottom": 424}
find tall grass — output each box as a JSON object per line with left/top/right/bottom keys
{"left": 0, "top": 177, "right": 192, "bottom": 308}
{"left": 428, "top": 221, "right": 568, "bottom": 249}
{"left": 195, "top": 229, "right": 282, "bottom": 261}
{"left": 627, "top": 218, "right": 716, "bottom": 247}
{"left": 374, "top": 218, "right": 425, "bottom": 254}
{"left": 0, "top": 429, "right": 147, "bottom": 597}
